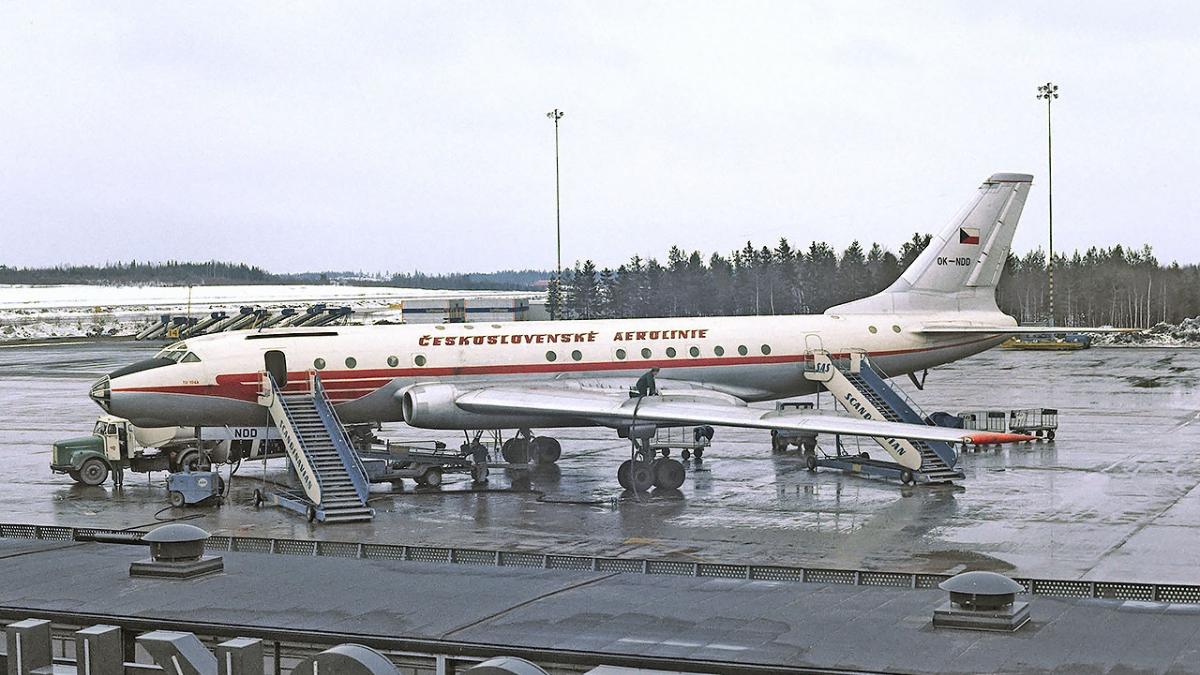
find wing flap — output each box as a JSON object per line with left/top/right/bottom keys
{"left": 455, "top": 387, "right": 1029, "bottom": 446}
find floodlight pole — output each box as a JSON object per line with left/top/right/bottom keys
{"left": 1037, "top": 82, "right": 1059, "bottom": 326}
{"left": 546, "top": 108, "right": 565, "bottom": 319}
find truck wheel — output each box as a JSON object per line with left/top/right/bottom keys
{"left": 174, "top": 449, "right": 211, "bottom": 470}
{"left": 421, "top": 467, "right": 443, "bottom": 487}
{"left": 78, "top": 458, "right": 109, "bottom": 486}
{"left": 67, "top": 470, "right": 82, "bottom": 483}
{"left": 1047, "top": 430, "right": 1056, "bottom": 441}
{"left": 169, "top": 491, "right": 186, "bottom": 508}
{"left": 803, "top": 438, "right": 818, "bottom": 452}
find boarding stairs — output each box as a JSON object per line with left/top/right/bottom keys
{"left": 258, "top": 372, "right": 374, "bottom": 523}
{"left": 806, "top": 350, "right": 964, "bottom": 484}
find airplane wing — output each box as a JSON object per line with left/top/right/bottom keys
{"left": 454, "top": 386, "right": 1029, "bottom": 446}
{"left": 916, "top": 324, "right": 1141, "bottom": 334}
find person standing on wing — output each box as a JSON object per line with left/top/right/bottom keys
{"left": 634, "top": 367, "right": 661, "bottom": 398}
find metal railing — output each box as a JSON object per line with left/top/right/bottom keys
{"left": 2, "top": 522, "right": 1198, "bottom": 605}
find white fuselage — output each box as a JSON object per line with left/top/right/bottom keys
{"left": 98, "top": 312, "right": 1006, "bottom": 429}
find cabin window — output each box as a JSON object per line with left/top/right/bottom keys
{"left": 313, "top": 358, "right": 326, "bottom": 370}
{"left": 387, "top": 355, "right": 399, "bottom": 367}
{"left": 435, "top": 325, "right": 446, "bottom": 330}
{"left": 546, "top": 351, "right": 558, "bottom": 362}
{"left": 641, "top": 348, "right": 652, "bottom": 359}
{"left": 414, "top": 355, "right": 427, "bottom": 366}
{"left": 689, "top": 346, "right": 700, "bottom": 357}
{"left": 666, "top": 347, "right": 677, "bottom": 358}
{"left": 571, "top": 350, "right": 582, "bottom": 361}
{"left": 345, "top": 357, "right": 357, "bottom": 369}
{"left": 737, "top": 345, "right": 748, "bottom": 356}
{"left": 892, "top": 325, "right": 902, "bottom": 333}
{"left": 868, "top": 325, "right": 878, "bottom": 334}
{"left": 615, "top": 348, "right": 627, "bottom": 360}
{"left": 761, "top": 344, "right": 772, "bottom": 355}
{"left": 714, "top": 346, "right": 725, "bottom": 356}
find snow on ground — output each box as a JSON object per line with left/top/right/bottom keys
{"left": 1091, "top": 318, "right": 1200, "bottom": 347}
{"left": 0, "top": 284, "right": 540, "bottom": 341}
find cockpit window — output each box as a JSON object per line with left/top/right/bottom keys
{"left": 181, "top": 352, "right": 201, "bottom": 363}
{"left": 155, "top": 342, "right": 189, "bottom": 361}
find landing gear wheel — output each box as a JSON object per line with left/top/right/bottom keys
{"left": 805, "top": 452, "right": 818, "bottom": 472}
{"left": 253, "top": 489, "right": 264, "bottom": 507}
{"left": 693, "top": 447, "right": 704, "bottom": 460}
{"left": 471, "top": 464, "right": 489, "bottom": 485}
{"left": 501, "top": 438, "right": 529, "bottom": 463}
{"left": 900, "top": 469, "right": 915, "bottom": 485}
{"left": 168, "top": 491, "right": 186, "bottom": 508}
{"left": 306, "top": 505, "right": 317, "bottom": 522}
{"left": 617, "top": 460, "right": 633, "bottom": 490}
{"left": 771, "top": 431, "right": 788, "bottom": 454}
{"left": 660, "top": 448, "right": 671, "bottom": 458}
{"left": 681, "top": 449, "right": 691, "bottom": 461}
{"left": 629, "top": 461, "right": 655, "bottom": 492}
{"left": 653, "top": 458, "right": 686, "bottom": 489}
{"left": 78, "top": 458, "right": 109, "bottom": 486}
{"left": 531, "top": 436, "right": 561, "bottom": 464}
{"left": 420, "top": 467, "right": 443, "bottom": 487}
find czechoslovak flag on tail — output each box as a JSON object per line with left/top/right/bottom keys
{"left": 959, "top": 226, "right": 980, "bottom": 245}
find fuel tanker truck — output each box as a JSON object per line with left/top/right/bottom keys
{"left": 51, "top": 415, "right": 280, "bottom": 486}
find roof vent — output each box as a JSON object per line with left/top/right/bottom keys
{"left": 933, "top": 571, "right": 1030, "bottom": 631}
{"left": 129, "top": 524, "right": 224, "bottom": 579}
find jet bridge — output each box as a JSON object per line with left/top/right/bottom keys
{"left": 256, "top": 371, "right": 374, "bottom": 523}
{"left": 804, "top": 350, "right": 964, "bottom": 485}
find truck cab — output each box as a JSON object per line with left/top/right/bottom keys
{"left": 50, "top": 415, "right": 205, "bottom": 486}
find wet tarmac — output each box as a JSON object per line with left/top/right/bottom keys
{"left": 2, "top": 339, "right": 1198, "bottom": 583}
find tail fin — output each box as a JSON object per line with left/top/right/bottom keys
{"left": 830, "top": 173, "right": 1033, "bottom": 314}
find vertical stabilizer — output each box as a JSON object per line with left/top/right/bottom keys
{"left": 830, "top": 173, "right": 1033, "bottom": 314}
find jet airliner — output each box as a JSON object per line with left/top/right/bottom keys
{"left": 93, "top": 173, "right": 1058, "bottom": 489}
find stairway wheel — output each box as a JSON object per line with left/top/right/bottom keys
{"left": 306, "top": 504, "right": 318, "bottom": 522}
{"left": 900, "top": 469, "right": 915, "bottom": 485}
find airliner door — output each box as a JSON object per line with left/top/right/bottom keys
{"left": 804, "top": 333, "right": 824, "bottom": 354}
{"left": 264, "top": 350, "right": 288, "bottom": 387}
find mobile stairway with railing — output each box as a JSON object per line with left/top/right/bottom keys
{"left": 804, "top": 350, "right": 964, "bottom": 485}
{"left": 256, "top": 371, "right": 374, "bottom": 523}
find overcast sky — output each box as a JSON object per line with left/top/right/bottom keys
{"left": 2, "top": 2, "right": 1197, "bottom": 274}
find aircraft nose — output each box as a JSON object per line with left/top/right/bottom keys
{"left": 89, "top": 376, "right": 112, "bottom": 413}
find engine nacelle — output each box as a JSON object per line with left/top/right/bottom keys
{"left": 400, "top": 384, "right": 608, "bottom": 431}
{"left": 399, "top": 384, "right": 529, "bottom": 430}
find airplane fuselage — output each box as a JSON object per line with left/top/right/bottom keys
{"left": 97, "top": 312, "right": 1007, "bottom": 429}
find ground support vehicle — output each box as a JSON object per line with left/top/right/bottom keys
{"left": 51, "top": 416, "right": 282, "bottom": 487}
{"left": 359, "top": 440, "right": 491, "bottom": 487}
{"left": 770, "top": 402, "right": 819, "bottom": 453}
{"left": 648, "top": 425, "right": 713, "bottom": 461}
{"left": 958, "top": 410, "right": 1009, "bottom": 449}
{"left": 166, "top": 470, "right": 225, "bottom": 507}
{"left": 1009, "top": 408, "right": 1058, "bottom": 440}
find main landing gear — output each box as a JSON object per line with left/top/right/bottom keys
{"left": 616, "top": 441, "right": 686, "bottom": 492}
{"left": 499, "top": 428, "right": 562, "bottom": 465}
